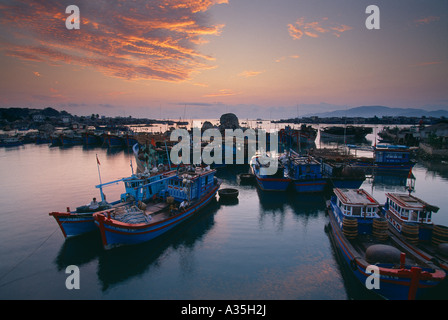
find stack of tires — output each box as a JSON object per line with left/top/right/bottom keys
{"left": 432, "top": 225, "right": 448, "bottom": 246}
{"left": 402, "top": 223, "right": 419, "bottom": 245}
{"left": 373, "top": 218, "right": 389, "bottom": 242}
{"left": 343, "top": 217, "right": 358, "bottom": 240}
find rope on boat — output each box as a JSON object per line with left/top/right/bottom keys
{"left": 0, "top": 226, "right": 60, "bottom": 288}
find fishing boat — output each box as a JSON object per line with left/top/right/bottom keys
{"left": 0, "top": 135, "right": 23, "bottom": 147}
{"left": 279, "top": 125, "right": 317, "bottom": 146}
{"left": 102, "top": 132, "right": 125, "bottom": 148}
{"left": 50, "top": 157, "right": 176, "bottom": 238}
{"left": 250, "top": 152, "right": 291, "bottom": 191}
{"left": 309, "top": 148, "right": 365, "bottom": 189}
{"left": 59, "top": 131, "right": 84, "bottom": 146}
{"left": 82, "top": 130, "right": 101, "bottom": 146}
{"left": 321, "top": 160, "right": 365, "bottom": 189}
{"left": 326, "top": 188, "right": 445, "bottom": 300}
{"left": 288, "top": 151, "right": 327, "bottom": 193}
{"left": 93, "top": 166, "right": 221, "bottom": 249}
{"left": 320, "top": 126, "right": 372, "bottom": 141}
{"left": 351, "top": 144, "right": 415, "bottom": 174}
{"left": 383, "top": 192, "right": 448, "bottom": 271}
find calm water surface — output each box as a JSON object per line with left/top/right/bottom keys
{"left": 1, "top": 130, "right": 448, "bottom": 300}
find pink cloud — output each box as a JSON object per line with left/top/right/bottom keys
{"left": 203, "top": 89, "right": 239, "bottom": 97}
{"left": 288, "top": 17, "right": 352, "bottom": 40}
{"left": 414, "top": 16, "right": 440, "bottom": 25}
{"left": 238, "top": 70, "right": 265, "bottom": 78}
{"left": 0, "top": 0, "right": 227, "bottom": 82}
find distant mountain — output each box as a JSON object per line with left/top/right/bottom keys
{"left": 305, "top": 106, "right": 448, "bottom": 118}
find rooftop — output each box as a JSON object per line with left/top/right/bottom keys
{"left": 334, "top": 188, "right": 379, "bottom": 206}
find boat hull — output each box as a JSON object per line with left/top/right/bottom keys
{"left": 49, "top": 212, "right": 97, "bottom": 238}
{"left": 327, "top": 201, "right": 445, "bottom": 300}
{"left": 352, "top": 161, "right": 415, "bottom": 174}
{"left": 254, "top": 175, "right": 290, "bottom": 191}
{"left": 103, "top": 134, "right": 124, "bottom": 148}
{"left": 94, "top": 185, "right": 220, "bottom": 249}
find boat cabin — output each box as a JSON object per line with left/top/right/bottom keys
{"left": 330, "top": 188, "right": 381, "bottom": 234}
{"left": 384, "top": 193, "right": 440, "bottom": 240}
{"left": 288, "top": 155, "right": 323, "bottom": 180}
{"left": 384, "top": 193, "right": 437, "bottom": 224}
{"left": 120, "top": 171, "right": 176, "bottom": 202}
{"left": 167, "top": 167, "right": 217, "bottom": 202}
{"left": 374, "top": 145, "right": 411, "bottom": 165}
{"left": 94, "top": 170, "right": 176, "bottom": 204}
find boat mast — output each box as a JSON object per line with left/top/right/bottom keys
{"left": 96, "top": 154, "right": 105, "bottom": 202}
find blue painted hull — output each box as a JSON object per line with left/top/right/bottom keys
{"left": 353, "top": 161, "right": 415, "bottom": 173}
{"left": 293, "top": 179, "right": 327, "bottom": 193}
{"left": 104, "top": 135, "right": 124, "bottom": 148}
{"left": 95, "top": 185, "right": 219, "bottom": 249}
{"left": 83, "top": 134, "right": 101, "bottom": 145}
{"left": 49, "top": 212, "right": 97, "bottom": 238}
{"left": 61, "top": 136, "right": 83, "bottom": 146}
{"left": 254, "top": 175, "right": 290, "bottom": 191}
{"left": 251, "top": 163, "right": 290, "bottom": 191}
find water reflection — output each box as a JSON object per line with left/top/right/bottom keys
{"left": 418, "top": 159, "right": 448, "bottom": 181}
{"left": 54, "top": 231, "right": 103, "bottom": 271}
{"left": 96, "top": 199, "right": 219, "bottom": 292}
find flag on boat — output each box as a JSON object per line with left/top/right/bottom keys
{"left": 96, "top": 154, "right": 100, "bottom": 165}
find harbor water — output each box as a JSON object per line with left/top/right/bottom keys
{"left": 1, "top": 126, "right": 448, "bottom": 300}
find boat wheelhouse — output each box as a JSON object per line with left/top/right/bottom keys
{"left": 384, "top": 193, "right": 438, "bottom": 240}
{"left": 321, "top": 159, "right": 365, "bottom": 189}
{"left": 326, "top": 188, "right": 445, "bottom": 300}
{"left": 288, "top": 152, "right": 327, "bottom": 193}
{"left": 373, "top": 145, "right": 415, "bottom": 172}
{"left": 383, "top": 193, "right": 448, "bottom": 271}
{"left": 93, "top": 166, "right": 221, "bottom": 249}
{"left": 352, "top": 145, "right": 415, "bottom": 174}
{"left": 331, "top": 188, "right": 381, "bottom": 235}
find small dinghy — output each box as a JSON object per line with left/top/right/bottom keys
{"left": 218, "top": 188, "right": 239, "bottom": 199}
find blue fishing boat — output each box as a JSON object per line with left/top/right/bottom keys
{"left": 60, "top": 131, "right": 84, "bottom": 146}
{"left": 250, "top": 152, "right": 291, "bottom": 191}
{"left": 50, "top": 163, "right": 176, "bottom": 238}
{"left": 383, "top": 192, "right": 448, "bottom": 272}
{"left": 326, "top": 188, "right": 445, "bottom": 300}
{"left": 321, "top": 159, "right": 366, "bottom": 189}
{"left": 93, "top": 166, "right": 221, "bottom": 249}
{"left": 102, "top": 132, "right": 125, "bottom": 148}
{"left": 123, "top": 132, "right": 138, "bottom": 148}
{"left": 288, "top": 151, "right": 327, "bottom": 193}
{"left": 352, "top": 144, "right": 415, "bottom": 174}
{"left": 0, "top": 135, "right": 23, "bottom": 147}
{"left": 82, "top": 131, "right": 101, "bottom": 146}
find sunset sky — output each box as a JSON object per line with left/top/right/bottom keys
{"left": 0, "top": 0, "right": 446, "bottom": 119}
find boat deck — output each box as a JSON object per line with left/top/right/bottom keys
{"left": 349, "top": 234, "right": 427, "bottom": 268}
